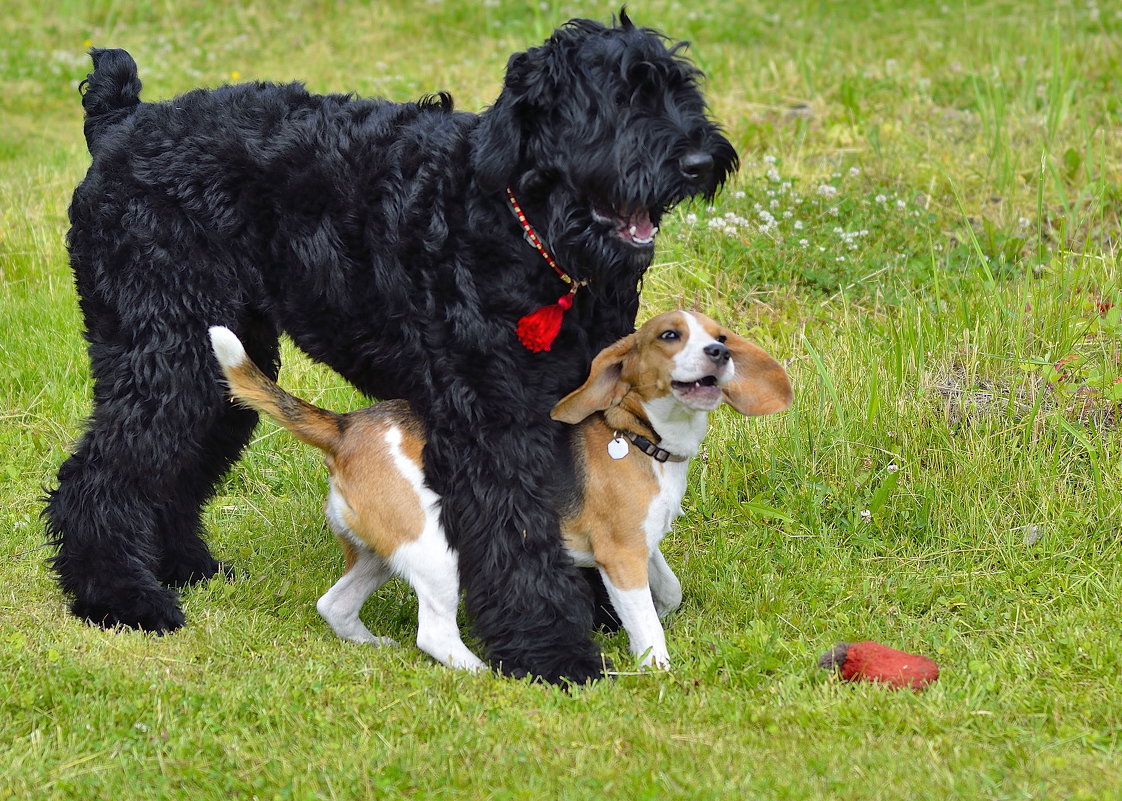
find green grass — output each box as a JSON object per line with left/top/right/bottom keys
{"left": 3, "top": 1, "right": 1121, "bottom": 798}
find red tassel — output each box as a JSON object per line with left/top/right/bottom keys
{"left": 516, "top": 291, "right": 574, "bottom": 352}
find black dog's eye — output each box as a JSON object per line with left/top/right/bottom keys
{"left": 659, "top": 330, "right": 680, "bottom": 341}
{"left": 716, "top": 334, "right": 727, "bottom": 343}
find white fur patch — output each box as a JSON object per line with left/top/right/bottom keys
{"left": 599, "top": 575, "right": 670, "bottom": 669}
{"left": 381, "top": 427, "right": 484, "bottom": 671}
{"left": 208, "top": 325, "right": 246, "bottom": 369}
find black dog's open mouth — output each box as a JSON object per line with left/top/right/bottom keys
{"left": 592, "top": 204, "right": 658, "bottom": 248}
{"left": 671, "top": 375, "right": 721, "bottom": 406}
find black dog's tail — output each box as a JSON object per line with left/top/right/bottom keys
{"left": 79, "top": 48, "right": 142, "bottom": 150}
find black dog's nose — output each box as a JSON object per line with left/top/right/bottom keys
{"left": 679, "top": 151, "right": 715, "bottom": 182}
{"left": 704, "top": 342, "right": 730, "bottom": 365}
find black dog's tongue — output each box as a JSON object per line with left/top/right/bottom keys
{"left": 620, "top": 208, "right": 656, "bottom": 244}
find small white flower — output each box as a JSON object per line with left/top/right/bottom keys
{"left": 767, "top": 167, "right": 782, "bottom": 182}
{"left": 685, "top": 213, "right": 698, "bottom": 225}
{"left": 887, "top": 463, "right": 899, "bottom": 473}
{"left": 734, "top": 191, "right": 746, "bottom": 199}
{"left": 793, "top": 220, "right": 804, "bottom": 230}
{"left": 875, "top": 194, "right": 887, "bottom": 203}
{"left": 817, "top": 184, "right": 838, "bottom": 197}
{"left": 849, "top": 166, "right": 861, "bottom": 177}
{"left": 763, "top": 154, "right": 777, "bottom": 165}
{"left": 860, "top": 509, "right": 872, "bottom": 521}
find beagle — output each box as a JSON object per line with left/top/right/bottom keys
{"left": 208, "top": 311, "right": 791, "bottom": 670}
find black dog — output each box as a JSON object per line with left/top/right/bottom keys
{"left": 46, "top": 11, "right": 736, "bottom": 683}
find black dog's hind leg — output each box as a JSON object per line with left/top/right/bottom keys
{"left": 46, "top": 430, "right": 186, "bottom": 632}
{"left": 45, "top": 318, "right": 269, "bottom": 631}
{"left": 153, "top": 396, "right": 258, "bottom": 588}
{"left": 155, "top": 321, "right": 279, "bottom": 587}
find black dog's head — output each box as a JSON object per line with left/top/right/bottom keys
{"left": 471, "top": 10, "right": 738, "bottom": 284}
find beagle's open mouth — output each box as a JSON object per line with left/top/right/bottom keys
{"left": 592, "top": 204, "right": 658, "bottom": 248}
{"left": 671, "top": 375, "right": 722, "bottom": 407}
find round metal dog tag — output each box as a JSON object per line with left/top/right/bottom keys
{"left": 607, "top": 436, "right": 629, "bottom": 460}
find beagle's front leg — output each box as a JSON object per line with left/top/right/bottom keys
{"left": 596, "top": 552, "right": 670, "bottom": 669}
{"left": 647, "top": 547, "right": 682, "bottom": 620}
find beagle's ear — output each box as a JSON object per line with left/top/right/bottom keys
{"left": 550, "top": 334, "right": 637, "bottom": 424}
{"left": 721, "top": 331, "right": 793, "bottom": 416}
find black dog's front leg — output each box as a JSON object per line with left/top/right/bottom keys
{"left": 423, "top": 422, "right": 604, "bottom": 684}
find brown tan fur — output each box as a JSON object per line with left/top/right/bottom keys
{"left": 562, "top": 420, "right": 661, "bottom": 590}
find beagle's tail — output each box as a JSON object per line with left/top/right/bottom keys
{"left": 208, "top": 326, "right": 344, "bottom": 455}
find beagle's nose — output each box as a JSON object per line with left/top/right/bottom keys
{"left": 679, "top": 151, "right": 714, "bottom": 183}
{"left": 704, "top": 342, "right": 730, "bottom": 365}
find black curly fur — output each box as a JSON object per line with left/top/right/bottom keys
{"left": 45, "top": 11, "right": 736, "bottom": 683}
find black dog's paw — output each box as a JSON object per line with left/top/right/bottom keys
{"left": 557, "top": 653, "right": 612, "bottom": 686}
{"left": 499, "top": 646, "right": 608, "bottom": 686}
{"left": 160, "top": 554, "right": 230, "bottom": 588}
{"left": 72, "top": 585, "right": 186, "bottom": 634}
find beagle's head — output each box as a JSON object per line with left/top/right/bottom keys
{"left": 551, "top": 310, "right": 793, "bottom": 424}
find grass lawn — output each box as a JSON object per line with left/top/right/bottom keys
{"left": 2, "top": 1, "right": 1121, "bottom": 798}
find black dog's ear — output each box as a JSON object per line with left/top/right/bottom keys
{"left": 470, "top": 93, "right": 522, "bottom": 194}
{"left": 470, "top": 49, "right": 553, "bottom": 194}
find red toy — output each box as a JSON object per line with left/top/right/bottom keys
{"left": 819, "top": 641, "right": 939, "bottom": 690}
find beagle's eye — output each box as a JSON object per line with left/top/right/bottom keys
{"left": 716, "top": 334, "right": 728, "bottom": 344}
{"left": 658, "top": 330, "right": 680, "bottom": 341}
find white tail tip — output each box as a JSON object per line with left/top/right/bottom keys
{"left": 208, "top": 325, "right": 247, "bottom": 369}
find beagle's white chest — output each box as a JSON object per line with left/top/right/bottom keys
{"left": 643, "top": 460, "right": 689, "bottom": 550}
